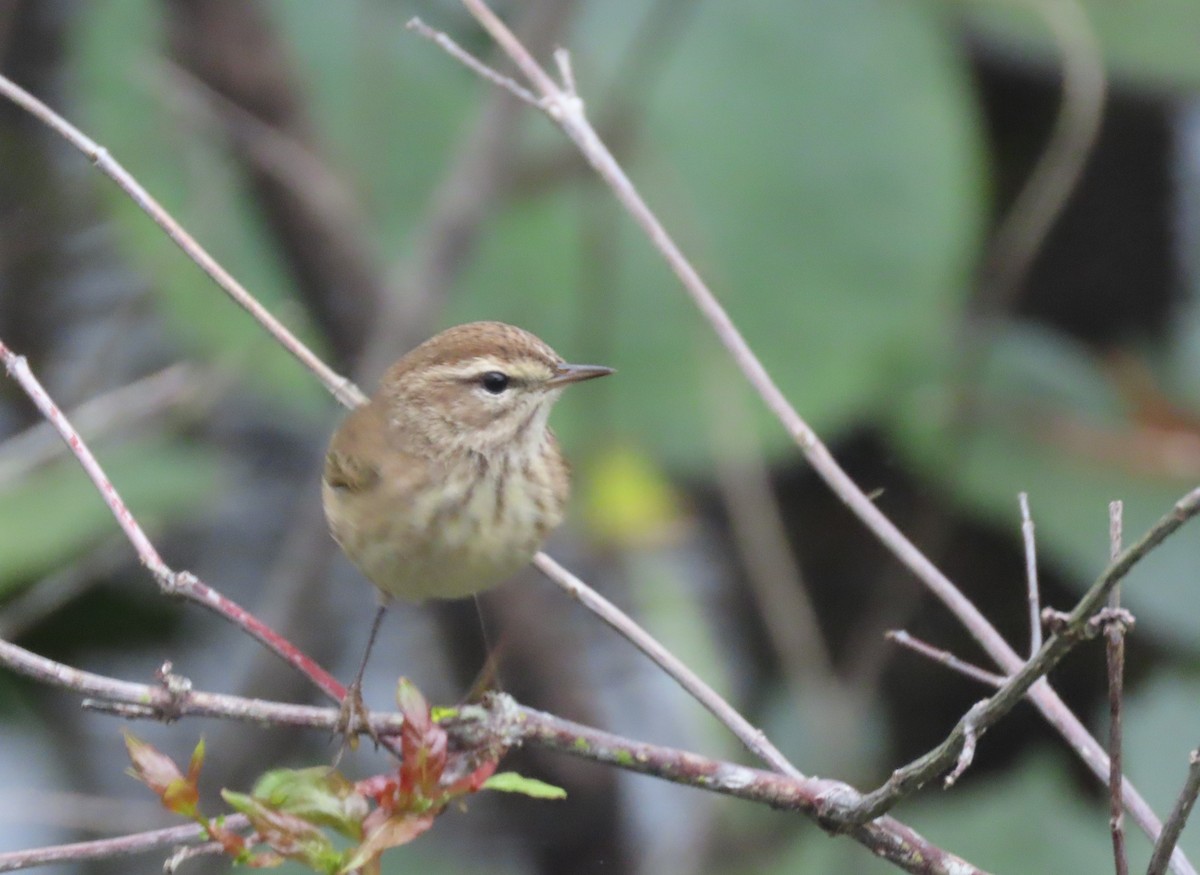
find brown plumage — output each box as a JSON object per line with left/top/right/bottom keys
{"left": 322, "top": 321, "right": 612, "bottom": 602}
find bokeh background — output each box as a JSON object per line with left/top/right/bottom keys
{"left": 2, "top": 1, "right": 1200, "bottom": 873}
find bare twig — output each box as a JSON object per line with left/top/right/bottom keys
{"left": 406, "top": 17, "right": 541, "bottom": 108}
{"left": 0, "top": 74, "right": 364, "bottom": 409}
{"left": 479, "top": 697, "right": 990, "bottom": 875}
{"left": 1148, "top": 751, "right": 1200, "bottom": 875}
{"left": 1107, "top": 500, "right": 1129, "bottom": 875}
{"left": 0, "top": 340, "right": 345, "bottom": 705}
{"left": 0, "top": 637, "right": 400, "bottom": 735}
{"left": 886, "top": 630, "right": 1006, "bottom": 689}
{"left": 840, "top": 486, "right": 1200, "bottom": 825}
{"left": 1110, "top": 500, "right": 1124, "bottom": 564}
{"left": 533, "top": 552, "right": 802, "bottom": 779}
{"left": 946, "top": 702, "right": 987, "bottom": 788}
{"left": 1019, "top": 492, "right": 1042, "bottom": 656}
{"left": 162, "top": 839, "right": 227, "bottom": 873}
{"left": 0, "top": 818, "right": 247, "bottom": 873}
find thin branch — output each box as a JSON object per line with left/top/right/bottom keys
{"left": 886, "top": 630, "right": 1006, "bottom": 689}
{"left": 162, "top": 839, "right": 227, "bottom": 873}
{"left": 1110, "top": 500, "right": 1124, "bottom": 565}
{"left": 946, "top": 702, "right": 986, "bottom": 788}
{"left": 0, "top": 637, "right": 400, "bottom": 735}
{"left": 1020, "top": 492, "right": 1042, "bottom": 656}
{"left": 0, "top": 74, "right": 364, "bottom": 410}
{"left": 1148, "top": 750, "right": 1200, "bottom": 875}
{"left": 0, "top": 340, "right": 345, "bottom": 705}
{"left": 533, "top": 552, "right": 802, "bottom": 779}
{"left": 475, "top": 697, "right": 990, "bottom": 875}
{"left": 840, "top": 486, "right": 1200, "bottom": 825}
{"left": 0, "top": 818, "right": 247, "bottom": 873}
{"left": 1107, "top": 499, "right": 1129, "bottom": 875}
{"left": 406, "top": 18, "right": 541, "bottom": 108}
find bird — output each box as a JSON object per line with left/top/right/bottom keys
{"left": 321, "top": 321, "right": 612, "bottom": 733}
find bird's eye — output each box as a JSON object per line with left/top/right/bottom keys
{"left": 480, "top": 371, "right": 509, "bottom": 394}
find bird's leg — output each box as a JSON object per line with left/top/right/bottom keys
{"left": 460, "top": 594, "right": 504, "bottom": 702}
{"left": 335, "top": 600, "right": 389, "bottom": 751}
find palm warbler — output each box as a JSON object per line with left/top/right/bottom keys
{"left": 323, "top": 321, "right": 612, "bottom": 602}
{"left": 322, "top": 321, "right": 611, "bottom": 731}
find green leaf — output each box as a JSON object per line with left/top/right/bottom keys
{"left": 482, "top": 772, "right": 567, "bottom": 800}
{"left": 250, "top": 767, "right": 368, "bottom": 839}
{"left": 124, "top": 732, "right": 200, "bottom": 820}
{"left": 186, "top": 737, "right": 206, "bottom": 786}
{"left": 0, "top": 438, "right": 221, "bottom": 598}
{"left": 222, "top": 790, "right": 344, "bottom": 874}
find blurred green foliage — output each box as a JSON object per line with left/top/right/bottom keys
{"left": 0, "top": 438, "right": 220, "bottom": 597}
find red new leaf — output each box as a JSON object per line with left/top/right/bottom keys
{"left": 396, "top": 679, "right": 446, "bottom": 802}
{"left": 124, "top": 732, "right": 200, "bottom": 819}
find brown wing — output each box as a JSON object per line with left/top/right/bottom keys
{"left": 323, "top": 401, "right": 431, "bottom": 497}
{"left": 323, "top": 403, "right": 386, "bottom": 494}
{"left": 324, "top": 448, "right": 379, "bottom": 493}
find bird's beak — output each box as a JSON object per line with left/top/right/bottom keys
{"left": 547, "top": 363, "right": 615, "bottom": 387}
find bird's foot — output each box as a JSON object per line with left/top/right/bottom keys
{"left": 333, "top": 680, "right": 383, "bottom": 757}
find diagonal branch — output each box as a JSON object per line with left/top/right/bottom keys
{"left": 0, "top": 819, "right": 245, "bottom": 874}
{"left": 842, "top": 486, "right": 1200, "bottom": 824}
{"left": 535, "top": 554, "right": 800, "bottom": 778}
{"left": 0, "top": 74, "right": 364, "bottom": 410}
{"left": 0, "top": 340, "right": 345, "bottom": 705}
{"left": 1148, "top": 751, "right": 1200, "bottom": 875}
{"left": 886, "top": 630, "right": 1006, "bottom": 689}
